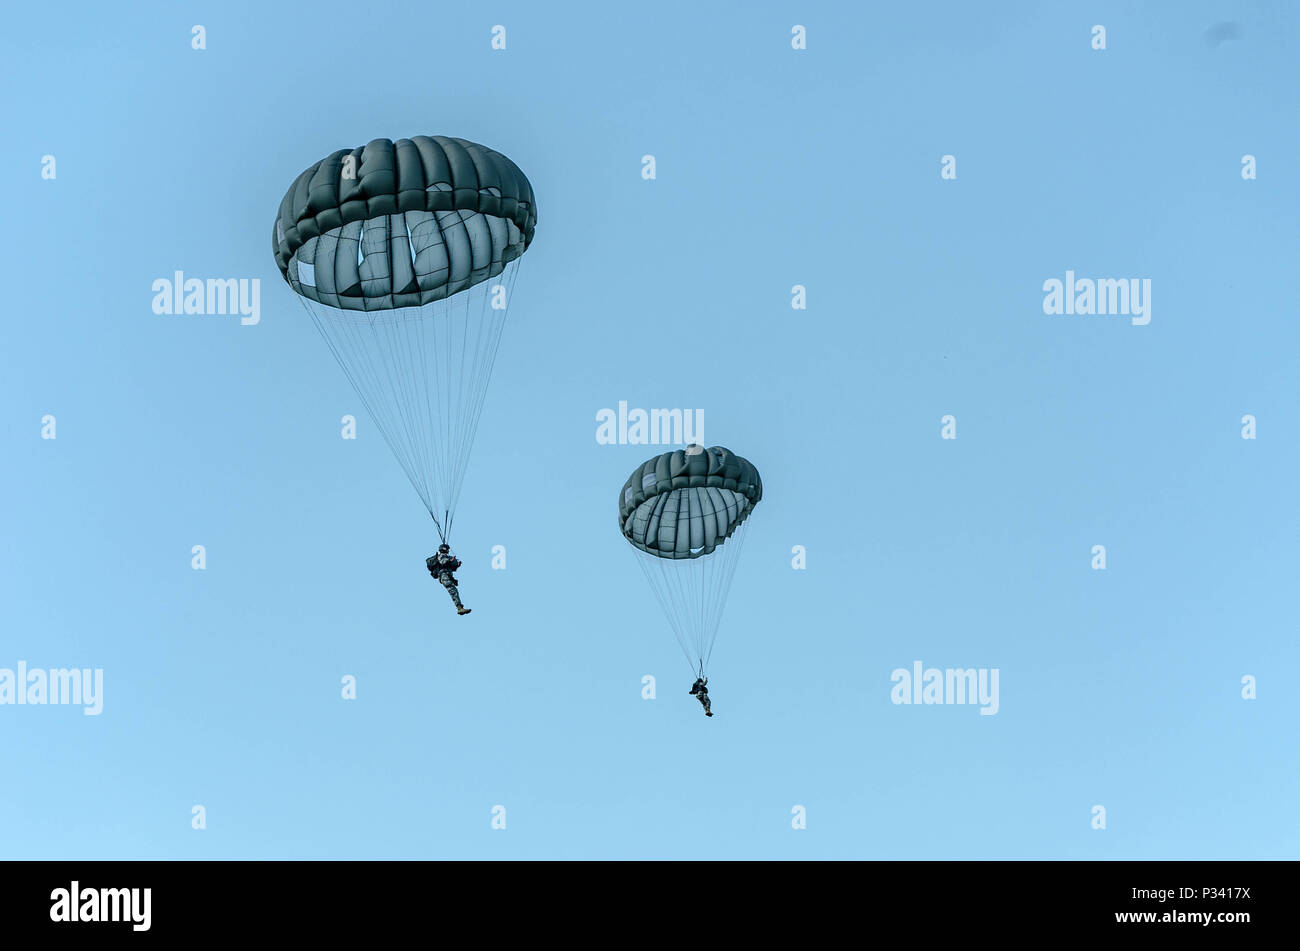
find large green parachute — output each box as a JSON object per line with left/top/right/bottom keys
{"left": 274, "top": 135, "right": 537, "bottom": 541}
{"left": 619, "top": 445, "right": 762, "bottom": 674}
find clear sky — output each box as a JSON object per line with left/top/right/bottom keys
{"left": 1, "top": 0, "right": 1296, "bottom": 859}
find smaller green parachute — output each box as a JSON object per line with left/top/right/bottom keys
{"left": 618, "top": 446, "right": 762, "bottom": 674}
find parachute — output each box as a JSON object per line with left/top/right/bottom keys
{"left": 272, "top": 135, "right": 537, "bottom": 542}
{"left": 618, "top": 446, "right": 762, "bottom": 675}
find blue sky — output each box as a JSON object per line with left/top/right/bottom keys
{"left": 1, "top": 0, "right": 1296, "bottom": 859}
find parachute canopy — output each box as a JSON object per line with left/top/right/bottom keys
{"left": 619, "top": 446, "right": 762, "bottom": 558}
{"left": 274, "top": 136, "right": 537, "bottom": 541}
{"left": 273, "top": 135, "right": 536, "bottom": 306}
{"left": 619, "top": 446, "right": 762, "bottom": 674}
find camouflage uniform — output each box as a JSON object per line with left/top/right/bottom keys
{"left": 426, "top": 550, "right": 464, "bottom": 610}
{"left": 689, "top": 677, "right": 712, "bottom": 716}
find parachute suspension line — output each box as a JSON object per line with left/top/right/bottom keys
{"left": 294, "top": 251, "right": 521, "bottom": 533}
{"left": 295, "top": 294, "right": 437, "bottom": 517}
{"left": 400, "top": 228, "right": 509, "bottom": 523}
{"left": 441, "top": 254, "right": 521, "bottom": 519}
{"left": 703, "top": 514, "right": 751, "bottom": 670}
{"left": 296, "top": 222, "right": 439, "bottom": 517}
{"left": 342, "top": 221, "right": 434, "bottom": 511}
{"left": 632, "top": 550, "right": 701, "bottom": 676}
{"left": 372, "top": 297, "right": 438, "bottom": 509}
{"left": 422, "top": 249, "right": 520, "bottom": 523}
{"left": 453, "top": 254, "right": 521, "bottom": 510}
{"left": 630, "top": 501, "right": 755, "bottom": 677}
